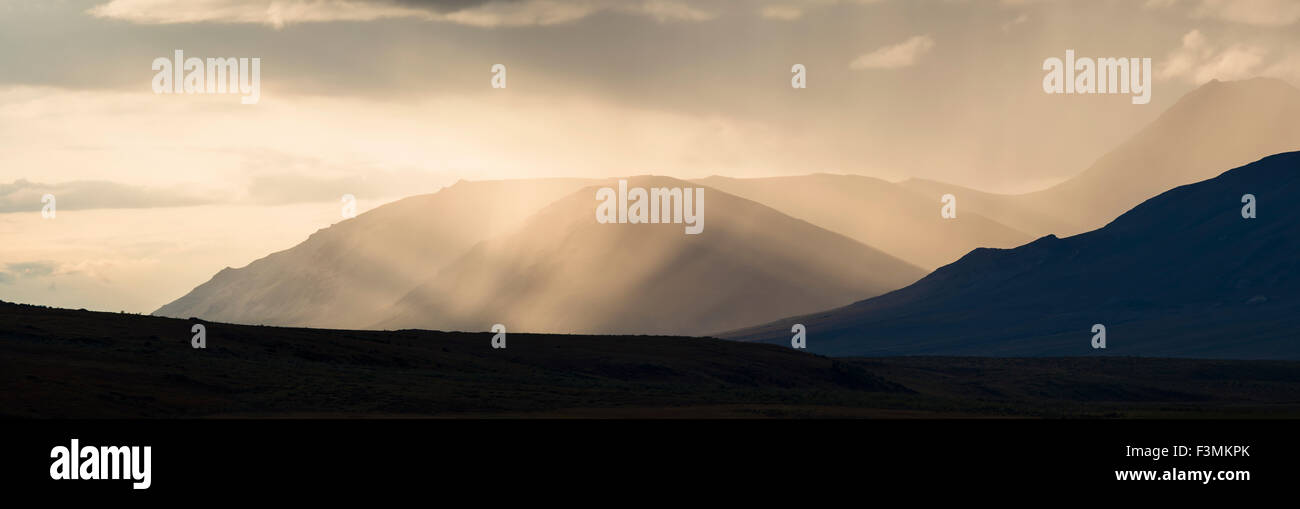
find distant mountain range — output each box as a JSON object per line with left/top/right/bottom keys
{"left": 695, "top": 174, "right": 1031, "bottom": 270}
{"left": 901, "top": 77, "right": 1300, "bottom": 238}
{"left": 725, "top": 152, "right": 1300, "bottom": 359}
{"left": 155, "top": 78, "right": 1300, "bottom": 343}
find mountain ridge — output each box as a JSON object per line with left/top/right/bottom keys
{"left": 694, "top": 173, "right": 1032, "bottom": 269}
{"left": 723, "top": 151, "right": 1300, "bottom": 359}
{"left": 901, "top": 77, "right": 1300, "bottom": 237}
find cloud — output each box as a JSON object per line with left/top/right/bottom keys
{"left": 0, "top": 259, "right": 161, "bottom": 286}
{"left": 87, "top": 0, "right": 435, "bottom": 27}
{"left": 760, "top": 5, "right": 804, "bottom": 20}
{"left": 0, "top": 179, "right": 218, "bottom": 213}
{"left": 1159, "top": 29, "right": 1270, "bottom": 84}
{"left": 0, "top": 166, "right": 456, "bottom": 213}
{"left": 1191, "top": 45, "right": 1268, "bottom": 82}
{"left": 1143, "top": 0, "right": 1179, "bottom": 8}
{"left": 1262, "top": 53, "right": 1300, "bottom": 85}
{"left": 1145, "top": 0, "right": 1300, "bottom": 27}
{"left": 757, "top": 0, "right": 884, "bottom": 21}
{"left": 0, "top": 262, "right": 56, "bottom": 285}
{"left": 87, "top": 0, "right": 716, "bottom": 28}
{"left": 0, "top": 85, "right": 853, "bottom": 198}
{"left": 634, "top": 0, "right": 716, "bottom": 22}
{"left": 5, "top": 262, "right": 56, "bottom": 278}
{"left": 849, "top": 35, "right": 935, "bottom": 70}
{"left": 1001, "top": 12, "right": 1029, "bottom": 32}
{"left": 1192, "top": 0, "right": 1300, "bottom": 26}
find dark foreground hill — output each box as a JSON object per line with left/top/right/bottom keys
{"left": 726, "top": 152, "right": 1300, "bottom": 359}
{"left": 3, "top": 301, "right": 1298, "bottom": 418}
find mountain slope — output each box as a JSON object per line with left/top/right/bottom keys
{"left": 725, "top": 152, "right": 1300, "bottom": 359}
{"left": 154, "top": 178, "right": 593, "bottom": 328}
{"left": 901, "top": 78, "right": 1300, "bottom": 237}
{"left": 379, "top": 176, "right": 926, "bottom": 335}
{"left": 696, "top": 174, "right": 1031, "bottom": 269}
{"left": 898, "top": 177, "right": 1075, "bottom": 237}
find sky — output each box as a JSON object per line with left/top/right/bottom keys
{"left": 1, "top": 0, "right": 1298, "bottom": 312}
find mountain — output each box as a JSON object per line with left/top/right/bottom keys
{"left": 158, "top": 79, "right": 1300, "bottom": 334}
{"left": 898, "top": 177, "right": 1075, "bottom": 238}
{"left": 379, "top": 176, "right": 925, "bottom": 335}
{"left": 696, "top": 174, "right": 1031, "bottom": 269}
{"left": 154, "top": 178, "right": 594, "bottom": 328}
{"left": 157, "top": 175, "right": 924, "bottom": 335}
{"left": 724, "top": 152, "right": 1300, "bottom": 359}
{"left": 901, "top": 78, "right": 1300, "bottom": 237}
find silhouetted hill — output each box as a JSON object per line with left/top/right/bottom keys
{"left": 5, "top": 301, "right": 1299, "bottom": 418}
{"left": 726, "top": 152, "right": 1300, "bottom": 359}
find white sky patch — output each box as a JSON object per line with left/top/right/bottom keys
{"left": 87, "top": 0, "right": 718, "bottom": 28}
{"left": 849, "top": 35, "right": 936, "bottom": 70}
{"left": 0, "top": 203, "right": 351, "bottom": 312}
{"left": 88, "top": 0, "right": 436, "bottom": 27}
